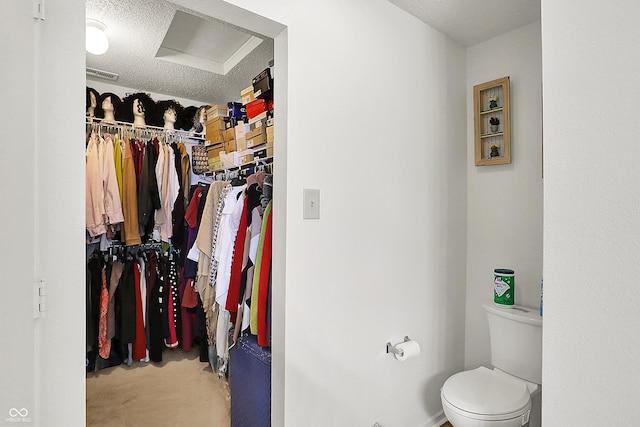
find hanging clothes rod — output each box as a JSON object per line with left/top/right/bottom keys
{"left": 109, "top": 240, "right": 163, "bottom": 249}
{"left": 86, "top": 117, "right": 206, "bottom": 141}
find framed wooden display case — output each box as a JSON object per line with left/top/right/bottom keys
{"left": 473, "top": 76, "right": 510, "bottom": 166}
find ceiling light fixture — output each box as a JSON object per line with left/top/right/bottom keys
{"left": 86, "top": 19, "right": 109, "bottom": 55}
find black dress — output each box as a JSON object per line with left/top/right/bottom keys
{"left": 118, "top": 260, "right": 137, "bottom": 344}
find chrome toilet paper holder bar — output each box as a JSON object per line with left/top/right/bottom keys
{"left": 386, "top": 336, "right": 410, "bottom": 357}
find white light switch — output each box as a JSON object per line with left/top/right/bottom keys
{"left": 303, "top": 188, "right": 320, "bottom": 219}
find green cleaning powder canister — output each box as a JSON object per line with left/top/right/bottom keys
{"left": 494, "top": 269, "right": 515, "bottom": 307}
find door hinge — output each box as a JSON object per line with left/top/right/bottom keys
{"left": 33, "top": 0, "right": 45, "bottom": 20}
{"left": 34, "top": 280, "right": 46, "bottom": 318}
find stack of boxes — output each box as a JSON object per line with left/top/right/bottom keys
{"left": 203, "top": 68, "right": 274, "bottom": 173}
{"left": 244, "top": 68, "right": 274, "bottom": 162}
{"left": 205, "top": 110, "right": 226, "bottom": 171}
{"left": 265, "top": 117, "right": 274, "bottom": 157}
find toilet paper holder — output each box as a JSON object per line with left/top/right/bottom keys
{"left": 386, "top": 336, "right": 411, "bottom": 357}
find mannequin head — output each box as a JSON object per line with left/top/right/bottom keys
{"left": 86, "top": 87, "right": 99, "bottom": 118}
{"left": 197, "top": 105, "right": 208, "bottom": 124}
{"left": 119, "top": 92, "right": 156, "bottom": 127}
{"left": 179, "top": 105, "right": 209, "bottom": 132}
{"left": 133, "top": 98, "right": 145, "bottom": 116}
{"left": 156, "top": 100, "right": 184, "bottom": 130}
{"left": 94, "top": 92, "right": 122, "bottom": 123}
{"left": 165, "top": 107, "right": 177, "bottom": 125}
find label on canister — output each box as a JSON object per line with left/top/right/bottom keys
{"left": 494, "top": 269, "right": 515, "bottom": 307}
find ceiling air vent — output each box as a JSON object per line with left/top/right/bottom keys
{"left": 86, "top": 67, "right": 119, "bottom": 81}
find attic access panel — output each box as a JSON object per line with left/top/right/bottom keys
{"left": 157, "top": 10, "right": 263, "bottom": 75}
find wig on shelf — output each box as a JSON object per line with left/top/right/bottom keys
{"left": 119, "top": 92, "right": 158, "bottom": 127}
{"left": 86, "top": 86, "right": 209, "bottom": 131}
{"left": 94, "top": 92, "right": 122, "bottom": 123}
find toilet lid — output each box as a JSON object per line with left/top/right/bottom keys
{"left": 442, "top": 367, "right": 530, "bottom": 416}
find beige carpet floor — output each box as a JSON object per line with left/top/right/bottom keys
{"left": 86, "top": 347, "right": 230, "bottom": 426}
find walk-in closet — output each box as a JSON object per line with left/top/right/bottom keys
{"left": 85, "top": 1, "right": 275, "bottom": 425}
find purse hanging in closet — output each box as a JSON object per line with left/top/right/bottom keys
{"left": 181, "top": 278, "right": 198, "bottom": 308}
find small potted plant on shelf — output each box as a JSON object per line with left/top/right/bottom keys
{"left": 488, "top": 95, "right": 498, "bottom": 109}
{"left": 490, "top": 144, "right": 500, "bottom": 158}
{"left": 489, "top": 117, "right": 500, "bottom": 132}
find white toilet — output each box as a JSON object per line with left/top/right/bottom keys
{"left": 441, "top": 304, "right": 542, "bottom": 426}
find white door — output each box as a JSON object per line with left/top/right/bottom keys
{"left": 0, "top": 2, "right": 39, "bottom": 425}
{"left": 0, "top": 1, "right": 85, "bottom": 426}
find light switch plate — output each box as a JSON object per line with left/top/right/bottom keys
{"left": 303, "top": 188, "right": 320, "bottom": 219}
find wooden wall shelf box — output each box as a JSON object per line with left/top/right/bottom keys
{"left": 473, "top": 76, "right": 511, "bottom": 166}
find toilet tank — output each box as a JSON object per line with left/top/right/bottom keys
{"left": 484, "top": 304, "right": 542, "bottom": 384}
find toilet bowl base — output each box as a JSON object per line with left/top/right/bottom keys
{"left": 442, "top": 397, "right": 530, "bottom": 427}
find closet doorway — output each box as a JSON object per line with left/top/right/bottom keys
{"left": 84, "top": 0, "right": 287, "bottom": 425}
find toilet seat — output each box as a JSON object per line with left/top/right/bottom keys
{"left": 441, "top": 367, "right": 531, "bottom": 422}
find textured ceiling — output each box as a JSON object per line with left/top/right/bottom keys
{"left": 86, "top": 0, "right": 539, "bottom": 105}
{"left": 86, "top": 0, "right": 274, "bottom": 105}
{"left": 389, "top": 0, "right": 540, "bottom": 47}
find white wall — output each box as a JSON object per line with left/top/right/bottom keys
{"left": 5, "top": 0, "right": 468, "bottom": 425}
{"left": 217, "top": 0, "right": 468, "bottom": 425}
{"left": 542, "top": 1, "right": 640, "bottom": 425}
{"left": 13, "top": 1, "right": 640, "bottom": 425}
{"left": 464, "top": 21, "right": 543, "bottom": 370}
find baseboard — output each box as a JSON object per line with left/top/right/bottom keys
{"left": 418, "top": 409, "right": 447, "bottom": 427}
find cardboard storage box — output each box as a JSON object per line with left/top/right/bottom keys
{"left": 206, "top": 116, "right": 226, "bottom": 144}
{"left": 249, "top": 111, "right": 268, "bottom": 125}
{"left": 225, "top": 117, "right": 237, "bottom": 129}
{"left": 246, "top": 133, "right": 265, "bottom": 149}
{"left": 208, "top": 158, "right": 222, "bottom": 171}
{"left": 206, "top": 132, "right": 223, "bottom": 145}
{"left": 227, "top": 102, "right": 246, "bottom": 118}
{"left": 222, "top": 128, "right": 235, "bottom": 142}
{"left": 252, "top": 68, "right": 273, "bottom": 100}
{"left": 224, "top": 139, "right": 237, "bottom": 153}
{"left": 234, "top": 122, "right": 249, "bottom": 140}
{"left": 240, "top": 85, "right": 255, "bottom": 105}
{"left": 206, "top": 104, "right": 227, "bottom": 120}
{"left": 207, "top": 116, "right": 226, "bottom": 129}
{"left": 266, "top": 118, "right": 275, "bottom": 127}
{"left": 237, "top": 150, "right": 254, "bottom": 165}
{"left": 220, "top": 151, "right": 239, "bottom": 169}
{"left": 253, "top": 147, "right": 268, "bottom": 159}
{"left": 265, "top": 138, "right": 274, "bottom": 149}
{"left": 246, "top": 99, "right": 267, "bottom": 119}
{"left": 266, "top": 126, "right": 274, "bottom": 145}
{"left": 206, "top": 143, "right": 224, "bottom": 160}
{"left": 236, "top": 137, "right": 247, "bottom": 152}
{"left": 246, "top": 124, "right": 266, "bottom": 141}
{"left": 248, "top": 118, "right": 266, "bottom": 131}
